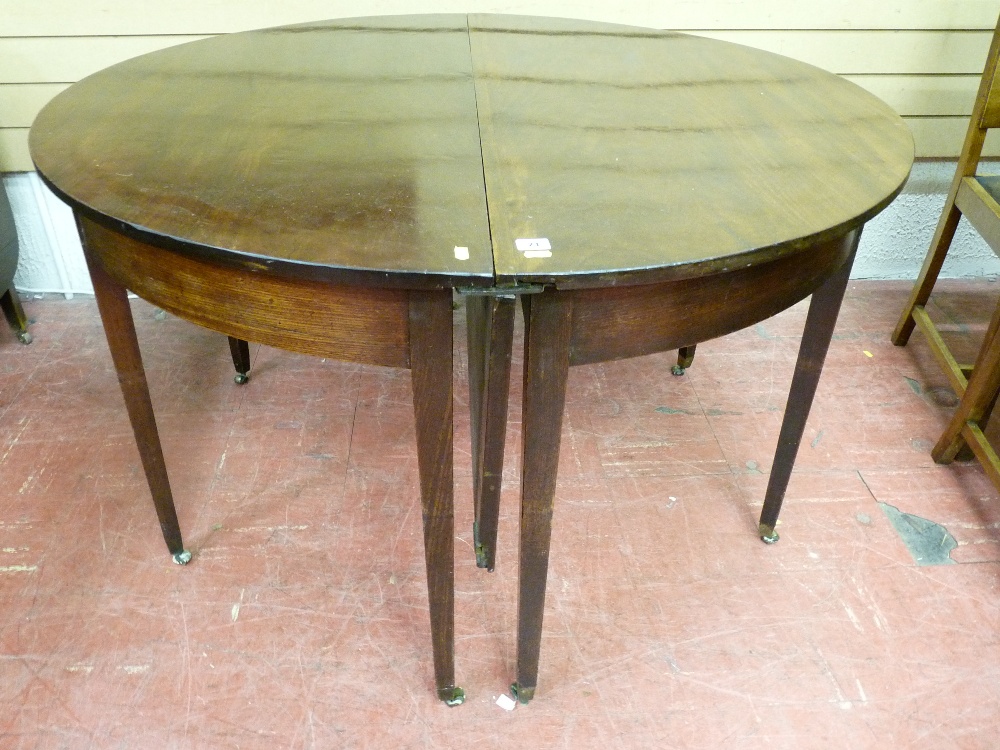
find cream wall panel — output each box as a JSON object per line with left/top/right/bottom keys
{"left": 846, "top": 76, "right": 980, "bottom": 117}
{"left": 0, "top": 36, "right": 208, "bottom": 84}
{"left": 905, "top": 117, "right": 1000, "bottom": 157}
{"left": 0, "top": 129, "right": 31, "bottom": 172}
{"left": 1, "top": 0, "right": 996, "bottom": 35}
{"left": 1, "top": 31, "right": 993, "bottom": 87}
{"left": 2, "top": 6, "right": 998, "bottom": 163}
{"left": 0, "top": 85, "right": 70, "bottom": 128}
{"left": 698, "top": 30, "right": 993, "bottom": 75}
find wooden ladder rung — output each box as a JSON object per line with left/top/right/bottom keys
{"left": 912, "top": 305, "right": 970, "bottom": 397}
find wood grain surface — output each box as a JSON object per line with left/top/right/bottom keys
{"left": 469, "top": 15, "right": 912, "bottom": 287}
{"left": 31, "top": 15, "right": 913, "bottom": 289}
{"left": 79, "top": 217, "right": 412, "bottom": 368}
{"left": 27, "top": 14, "right": 918, "bottom": 706}
{"left": 30, "top": 16, "right": 494, "bottom": 289}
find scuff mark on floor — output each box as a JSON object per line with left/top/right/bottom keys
{"left": 755, "top": 323, "right": 776, "bottom": 340}
{"left": 878, "top": 502, "right": 957, "bottom": 565}
{"left": 654, "top": 406, "right": 695, "bottom": 415}
{"left": 655, "top": 405, "right": 742, "bottom": 417}
{"left": 924, "top": 386, "right": 959, "bottom": 407}
{"left": 0, "top": 565, "right": 37, "bottom": 573}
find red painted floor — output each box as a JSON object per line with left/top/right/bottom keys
{"left": 1, "top": 280, "right": 998, "bottom": 748}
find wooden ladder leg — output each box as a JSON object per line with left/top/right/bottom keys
{"left": 227, "top": 336, "right": 251, "bottom": 384}
{"left": 409, "top": 290, "right": 464, "bottom": 706}
{"left": 81, "top": 229, "right": 189, "bottom": 564}
{"left": 1, "top": 287, "right": 32, "bottom": 344}
{"left": 513, "top": 289, "right": 573, "bottom": 704}
{"left": 466, "top": 294, "right": 516, "bottom": 572}
{"left": 891, "top": 202, "right": 963, "bottom": 346}
{"left": 758, "top": 230, "right": 861, "bottom": 543}
{"left": 893, "top": 16, "right": 999, "bottom": 347}
{"left": 933, "top": 298, "right": 1000, "bottom": 466}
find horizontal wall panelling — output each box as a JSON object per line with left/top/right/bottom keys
{"left": 0, "top": 31, "right": 992, "bottom": 84}
{"left": 1, "top": 4, "right": 999, "bottom": 168}
{"left": 0, "top": 36, "right": 208, "bottom": 84}
{"left": 0, "top": 85, "right": 70, "bottom": 128}
{"left": 2, "top": 0, "right": 997, "bottom": 35}
{"left": 696, "top": 31, "right": 993, "bottom": 75}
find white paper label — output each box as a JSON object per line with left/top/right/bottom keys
{"left": 523, "top": 250, "right": 552, "bottom": 259}
{"left": 496, "top": 694, "right": 517, "bottom": 711}
{"left": 515, "top": 238, "right": 551, "bottom": 252}
{"left": 454, "top": 246, "right": 470, "bottom": 260}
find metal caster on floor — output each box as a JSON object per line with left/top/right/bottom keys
{"left": 172, "top": 550, "right": 193, "bottom": 565}
{"left": 758, "top": 524, "right": 780, "bottom": 544}
{"left": 438, "top": 686, "right": 466, "bottom": 706}
{"left": 510, "top": 682, "right": 534, "bottom": 704}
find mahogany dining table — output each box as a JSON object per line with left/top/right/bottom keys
{"left": 29, "top": 14, "right": 913, "bottom": 704}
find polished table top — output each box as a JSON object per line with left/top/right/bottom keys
{"left": 30, "top": 14, "right": 912, "bottom": 290}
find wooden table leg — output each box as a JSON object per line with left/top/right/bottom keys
{"left": 672, "top": 344, "right": 697, "bottom": 375}
{"left": 466, "top": 294, "right": 516, "bottom": 572}
{"left": 1, "top": 287, "right": 32, "bottom": 344}
{"left": 513, "top": 289, "right": 573, "bottom": 704}
{"left": 81, "top": 238, "right": 190, "bottom": 564}
{"left": 228, "top": 336, "right": 251, "bottom": 384}
{"left": 409, "top": 290, "right": 464, "bottom": 706}
{"left": 758, "top": 229, "right": 861, "bottom": 542}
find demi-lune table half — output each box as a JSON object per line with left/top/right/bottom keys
{"left": 29, "top": 14, "right": 913, "bottom": 704}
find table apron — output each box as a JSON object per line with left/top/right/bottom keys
{"left": 567, "top": 231, "right": 856, "bottom": 366}
{"left": 78, "top": 216, "right": 412, "bottom": 369}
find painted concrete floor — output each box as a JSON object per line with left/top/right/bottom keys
{"left": 1, "top": 280, "right": 999, "bottom": 749}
